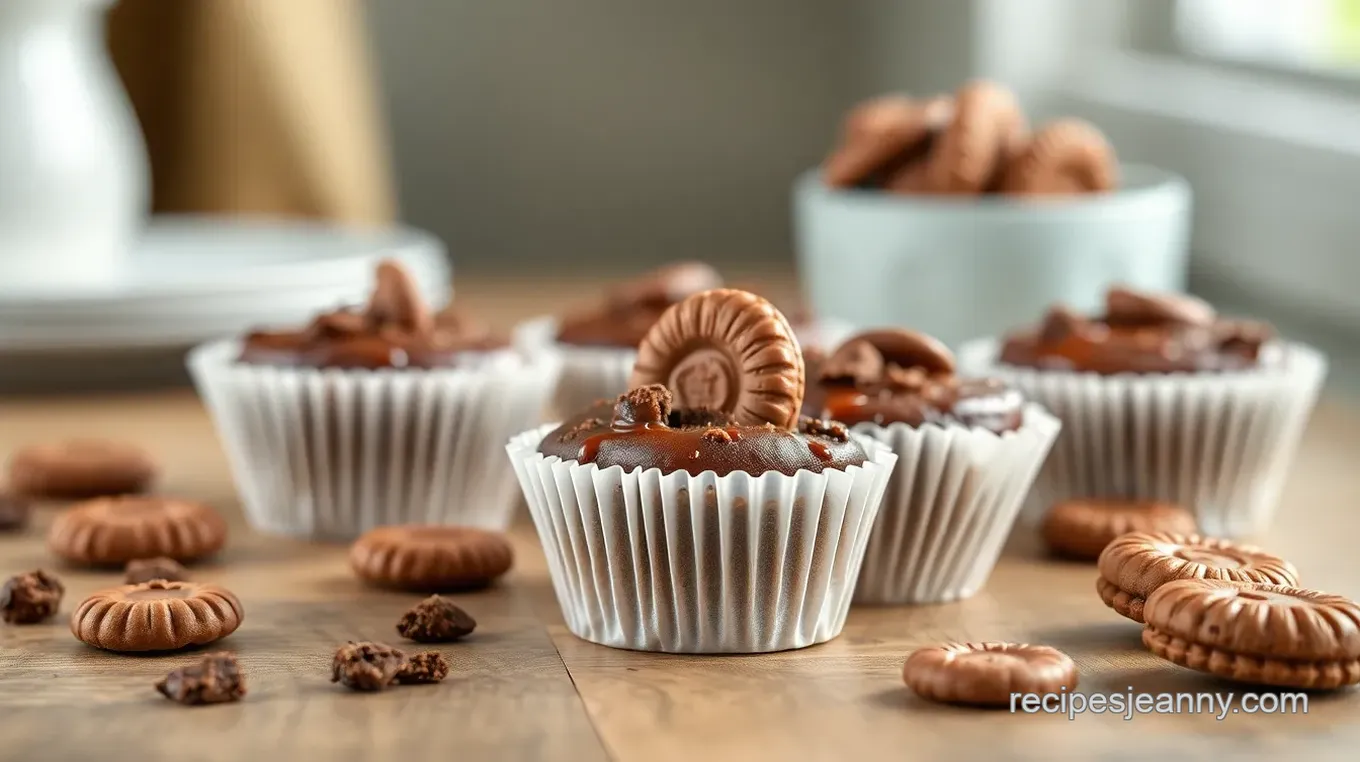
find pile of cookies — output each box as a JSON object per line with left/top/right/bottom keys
{"left": 0, "top": 438, "right": 512, "bottom": 705}
{"left": 821, "top": 80, "right": 1117, "bottom": 197}
{"left": 901, "top": 500, "right": 1360, "bottom": 708}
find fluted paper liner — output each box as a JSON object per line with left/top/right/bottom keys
{"left": 514, "top": 315, "right": 859, "bottom": 420}
{"left": 956, "top": 339, "right": 1327, "bottom": 538}
{"left": 188, "top": 339, "right": 557, "bottom": 539}
{"left": 507, "top": 424, "right": 897, "bottom": 653}
{"left": 851, "top": 404, "right": 1061, "bottom": 605}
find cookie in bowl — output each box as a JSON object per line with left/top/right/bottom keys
{"left": 506, "top": 288, "right": 897, "bottom": 653}
{"left": 188, "top": 259, "right": 558, "bottom": 539}
{"left": 957, "top": 285, "right": 1327, "bottom": 537}
{"left": 808, "top": 329, "right": 1060, "bottom": 605}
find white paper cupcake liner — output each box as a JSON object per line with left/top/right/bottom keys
{"left": 512, "top": 315, "right": 635, "bottom": 419}
{"left": 957, "top": 339, "right": 1327, "bottom": 538}
{"left": 506, "top": 424, "right": 898, "bottom": 653}
{"left": 850, "top": 404, "right": 1061, "bottom": 605}
{"left": 188, "top": 339, "right": 558, "bottom": 540}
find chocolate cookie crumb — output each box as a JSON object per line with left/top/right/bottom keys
{"left": 397, "top": 595, "right": 477, "bottom": 643}
{"left": 125, "top": 557, "right": 190, "bottom": 585}
{"left": 396, "top": 651, "right": 450, "bottom": 684}
{"left": 799, "top": 418, "right": 848, "bottom": 443}
{"left": 0, "top": 494, "right": 30, "bottom": 532}
{"left": 613, "top": 385, "right": 673, "bottom": 425}
{"left": 331, "top": 641, "right": 409, "bottom": 691}
{"left": 1, "top": 569, "right": 64, "bottom": 624}
{"left": 155, "top": 652, "right": 246, "bottom": 705}
{"left": 700, "top": 428, "right": 735, "bottom": 444}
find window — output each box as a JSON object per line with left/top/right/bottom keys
{"left": 1177, "top": 0, "right": 1360, "bottom": 76}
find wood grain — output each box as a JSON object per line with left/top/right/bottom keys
{"left": 1, "top": 276, "right": 1358, "bottom": 761}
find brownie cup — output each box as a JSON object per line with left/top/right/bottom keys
{"left": 506, "top": 288, "right": 897, "bottom": 653}
{"left": 810, "top": 329, "right": 1060, "bottom": 604}
{"left": 188, "top": 259, "right": 558, "bottom": 539}
{"left": 956, "top": 285, "right": 1327, "bottom": 537}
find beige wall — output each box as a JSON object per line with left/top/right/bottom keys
{"left": 364, "top": 0, "right": 973, "bottom": 273}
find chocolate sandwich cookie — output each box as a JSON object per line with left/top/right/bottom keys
{"left": 1000, "top": 119, "right": 1116, "bottom": 195}
{"left": 903, "top": 642, "right": 1077, "bottom": 707}
{"left": 48, "top": 496, "right": 228, "bottom": 566}
{"left": 240, "top": 260, "right": 506, "bottom": 368}
{"left": 999, "top": 286, "right": 1273, "bottom": 374}
{"left": 71, "top": 580, "right": 244, "bottom": 652}
{"left": 1096, "top": 531, "right": 1299, "bottom": 623}
{"left": 8, "top": 439, "right": 157, "bottom": 500}
{"left": 555, "top": 261, "right": 723, "bottom": 348}
{"left": 1042, "top": 498, "right": 1197, "bottom": 561}
{"left": 816, "top": 329, "right": 1023, "bottom": 433}
{"left": 350, "top": 525, "right": 514, "bottom": 592}
{"left": 925, "top": 80, "right": 1028, "bottom": 195}
{"left": 1143, "top": 579, "right": 1360, "bottom": 690}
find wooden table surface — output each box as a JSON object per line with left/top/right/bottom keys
{"left": 2, "top": 276, "right": 1358, "bottom": 762}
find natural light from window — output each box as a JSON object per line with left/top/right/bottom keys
{"left": 1177, "top": 0, "right": 1360, "bottom": 74}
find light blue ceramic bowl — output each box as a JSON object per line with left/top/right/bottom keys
{"left": 792, "top": 164, "right": 1192, "bottom": 349}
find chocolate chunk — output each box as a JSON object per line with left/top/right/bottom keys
{"left": 124, "top": 557, "right": 190, "bottom": 585}
{"left": 630, "top": 289, "right": 805, "bottom": 430}
{"left": 366, "top": 260, "right": 434, "bottom": 334}
{"left": 396, "top": 652, "right": 450, "bottom": 684}
{"left": 331, "top": 641, "right": 409, "bottom": 692}
{"left": 1038, "top": 305, "right": 1085, "bottom": 344}
{"left": 396, "top": 595, "right": 477, "bottom": 643}
{"left": 1105, "top": 286, "right": 1215, "bottom": 328}
{"left": 819, "top": 339, "right": 884, "bottom": 386}
{"left": 700, "top": 428, "right": 736, "bottom": 444}
{"left": 0, "top": 569, "right": 64, "bottom": 624}
{"left": 613, "top": 385, "right": 673, "bottom": 426}
{"left": 155, "top": 652, "right": 246, "bottom": 705}
{"left": 0, "top": 494, "right": 31, "bottom": 532}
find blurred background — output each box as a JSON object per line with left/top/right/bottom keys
{"left": 1, "top": 0, "right": 1357, "bottom": 392}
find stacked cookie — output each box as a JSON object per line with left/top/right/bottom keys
{"left": 822, "top": 80, "right": 1116, "bottom": 196}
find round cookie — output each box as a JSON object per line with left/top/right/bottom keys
{"left": 629, "top": 288, "right": 805, "bottom": 430}
{"left": 903, "top": 642, "right": 1077, "bottom": 707}
{"left": 822, "top": 95, "right": 943, "bottom": 188}
{"left": 1096, "top": 532, "right": 1298, "bottom": 623}
{"left": 1042, "top": 499, "right": 1197, "bottom": 561}
{"left": 926, "top": 80, "right": 1027, "bottom": 195}
{"left": 8, "top": 439, "right": 156, "bottom": 500}
{"left": 999, "top": 118, "right": 1116, "bottom": 195}
{"left": 48, "top": 496, "right": 228, "bottom": 566}
{"left": 1143, "top": 579, "right": 1360, "bottom": 690}
{"left": 350, "top": 525, "right": 514, "bottom": 592}
{"left": 71, "top": 580, "right": 244, "bottom": 652}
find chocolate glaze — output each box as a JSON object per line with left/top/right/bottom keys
{"left": 538, "top": 386, "right": 868, "bottom": 476}
{"left": 816, "top": 329, "right": 1023, "bottom": 433}
{"left": 998, "top": 287, "right": 1272, "bottom": 375}
{"left": 239, "top": 261, "right": 506, "bottom": 369}
{"left": 556, "top": 262, "right": 722, "bottom": 348}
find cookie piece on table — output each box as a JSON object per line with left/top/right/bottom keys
{"left": 71, "top": 580, "right": 243, "bottom": 652}
{"left": 156, "top": 652, "right": 246, "bottom": 705}
{"left": 48, "top": 496, "right": 227, "bottom": 566}
{"left": 350, "top": 525, "right": 513, "bottom": 592}
{"left": 1042, "top": 498, "right": 1197, "bottom": 561}
{"left": 397, "top": 595, "right": 477, "bottom": 643}
{"left": 1143, "top": 579, "right": 1360, "bottom": 690}
{"left": 331, "top": 641, "right": 409, "bottom": 692}
{"left": 8, "top": 440, "right": 156, "bottom": 500}
{"left": 1, "top": 569, "right": 64, "bottom": 624}
{"left": 396, "top": 652, "right": 450, "bottom": 685}
{"left": 1096, "top": 532, "right": 1298, "bottom": 623}
{"left": 902, "top": 642, "right": 1077, "bottom": 707}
